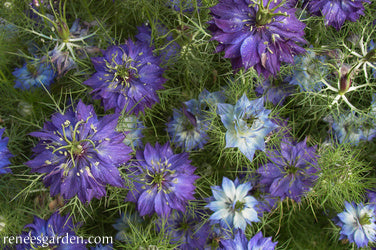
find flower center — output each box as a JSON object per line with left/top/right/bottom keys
{"left": 233, "top": 200, "right": 245, "bottom": 212}
{"left": 245, "top": 115, "right": 256, "bottom": 128}
{"left": 285, "top": 165, "right": 299, "bottom": 175}
{"left": 115, "top": 65, "right": 131, "bottom": 84}
{"left": 27, "top": 64, "right": 38, "bottom": 78}
{"left": 359, "top": 214, "right": 372, "bottom": 226}
{"left": 251, "top": 0, "right": 289, "bottom": 27}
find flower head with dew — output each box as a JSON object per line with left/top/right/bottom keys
{"left": 334, "top": 201, "right": 376, "bottom": 248}
{"left": 0, "top": 128, "right": 13, "bottom": 174}
{"left": 257, "top": 138, "right": 319, "bottom": 202}
{"left": 25, "top": 100, "right": 132, "bottom": 203}
{"left": 83, "top": 39, "right": 166, "bottom": 115}
{"left": 162, "top": 210, "right": 211, "bottom": 249}
{"left": 126, "top": 142, "right": 199, "bottom": 217}
{"left": 217, "top": 94, "right": 278, "bottom": 161}
{"left": 324, "top": 110, "right": 376, "bottom": 145}
{"left": 208, "top": 0, "right": 306, "bottom": 78}
{"left": 136, "top": 23, "right": 180, "bottom": 63}
{"left": 306, "top": 0, "right": 370, "bottom": 31}
{"left": 220, "top": 230, "right": 278, "bottom": 250}
{"left": 289, "top": 49, "right": 327, "bottom": 93}
{"left": 12, "top": 59, "right": 55, "bottom": 90}
{"left": 16, "top": 212, "right": 86, "bottom": 249}
{"left": 206, "top": 177, "right": 259, "bottom": 230}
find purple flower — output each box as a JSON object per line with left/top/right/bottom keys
{"left": 83, "top": 39, "right": 166, "bottom": 114}
{"left": 335, "top": 201, "right": 376, "bottom": 248}
{"left": 255, "top": 78, "right": 294, "bottom": 106}
{"left": 25, "top": 100, "right": 132, "bottom": 203}
{"left": 217, "top": 94, "right": 278, "bottom": 161}
{"left": 306, "top": 0, "right": 370, "bottom": 30}
{"left": 220, "top": 230, "right": 277, "bottom": 250}
{"left": 206, "top": 177, "right": 260, "bottom": 230}
{"left": 136, "top": 23, "right": 180, "bottom": 63}
{"left": 16, "top": 212, "right": 86, "bottom": 249}
{"left": 126, "top": 142, "right": 199, "bottom": 217}
{"left": 163, "top": 210, "right": 211, "bottom": 249}
{"left": 12, "top": 59, "right": 55, "bottom": 90}
{"left": 0, "top": 128, "right": 13, "bottom": 174}
{"left": 208, "top": 0, "right": 306, "bottom": 78}
{"left": 257, "top": 138, "right": 319, "bottom": 202}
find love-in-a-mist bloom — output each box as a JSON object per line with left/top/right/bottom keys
{"left": 163, "top": 210, "right": 210, "bottom": 249}
{"left": 217, "top": 94, "right": 278, "bottom": 161}
{"left": 26, "top": 100, "right": 132, "bottom": 203}
{"left": 206, "top": 177, "right": 259, "bottom": 230}
{"left": 0, "top": 128, "right": 13, "bottom": 174}
{"left": 335, "top": 201, "right": 376, "bottom": 248}
{"left": 306, "top": 0, "right": 370, "bottom": 31}
{"left": 257, "top": 138, "right": 319, "bottom": 202}
{"left": 12, "top": 59, "right": 55, "bottom": 90}
{"left": 126, "top": 142, "right": 199, "bottom": 217}
{"left": 16, "top": 212, "right": 86, "bottom": 249}
{"left": 220, "top": 230, "right": 277, "bottom": 250}
{"left": 208, "top": 0, "right": 306, "bottom": 78}
{"left": 83, "top": 39, "right": 166, "bottom": 114}
{"left": 117, "top": 114, "right": 144, "bottom": 149}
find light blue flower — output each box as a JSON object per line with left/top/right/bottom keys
{"left": 117, "top": 115, "right": 144, "bottom": 149}
{"left": 12, "top": 59, "right": 55, "bottom": 90}
{"left": 289, "top": 50, "right": 327, "bottom": 93}
{"left": 335, "top": 201, "right": 376, "bottom": 248}
{"left": 217, "top": 94, "right": 278, "bottom": 161}
{"left": 206, "top": 177, "right": 259, "bottom": 231}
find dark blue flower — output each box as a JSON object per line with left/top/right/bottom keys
{"left": 83, "top": 39, "right": 166, "bottom": 114}
{"left": 306, "top": 0, "right": 370, "bottom": 30}
{"left": 0, "top": 128, "right": 13, "bottom": 174}
{"left": 16, "top": 212, "right": 86, "bottom": 249}
{"left": 206, "top": 177, "right": 259, "bottom": 230}
{"left": 335, "top": 201, "right": 376, "bottom": 248}
{"left": 208, "top": 0, "right": 306, "bottom": 78}
{"left": 126, "top": 142, "right": 199, "bottom": 217}
{"left": 162, "top": 210, "right": 211, "bottom": 249}
{"left": 220, "top": 230, "right": 277, "bottom": 249}
{"left": 12, "top": 59, "right": 55, "bottom": 90}
{"left": 257, "top": 138, "right": 319, "bottom": 202}
{"left": 26, "top": 100, "right": 132, "bottom": 203}
{"left": 217, "top": 94, "right": 278, "bottom": 161}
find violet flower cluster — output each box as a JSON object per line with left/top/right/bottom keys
{"left": 0, "top": 128, "right": 13, "bottom": 174}
{"left": 83, "top": 39, "right": 166, "bottom": 114}
{"left": 208, "top": 0, "right": 306, "bottom": 78}
{"left": 26, "top": 100, "right": 132, "bottom": 203}
{"left": 126, "top": 142, "right": 199, "bottom": 217}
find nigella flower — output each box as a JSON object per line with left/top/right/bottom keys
{"left": 126, "top": 142, "right": 199, "bottom": 217}
{"left": 220, "top": 230, "right": 277, "bottom": 250}
{"left": 306, "top": 0, "right": 370, "bottom": 31}
{"left": 335, "top": 201, "right": 376, "bottom": 248}
{"left": 25, "top": 100, "right": 132, "bottom": 203}
{"left": 0, "top": 128, "right": 13, "bottom": 174}
{"left": 206, "top": 177, "right": 259, "bottom": 230}
{"left": 325, "top": 111, "right": 376, "bottom": 145}
{"left": 83, "top": 39, "right": 166, "bottom": 114}
{"left": 16, "top": 212, "right": 86, "bottom": 249}
{"left": 217, "top": 94, "right": 278, "bottom": 161}
{"left": 136, "top": 23, "right": 180, "bottom": 63}
{"left": 116, "top": 114, "right": 144, "bottom": 149}
{"left": 12, "top": 59, "right": 55, "bottom": 90}
{"left": 255, "top": 78, "right": 294, "bottom": 106}
{"left": 257, "top": 138, "right": 319, "bottom": 202}
{"left": 289, "top": 50, "right": 326, "bottom": 92}
{"left": 162, "top": 210, "right": 210, "bottom": 249}
{"left": 208, "top": 0, "right": 306, "bottom": 78}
